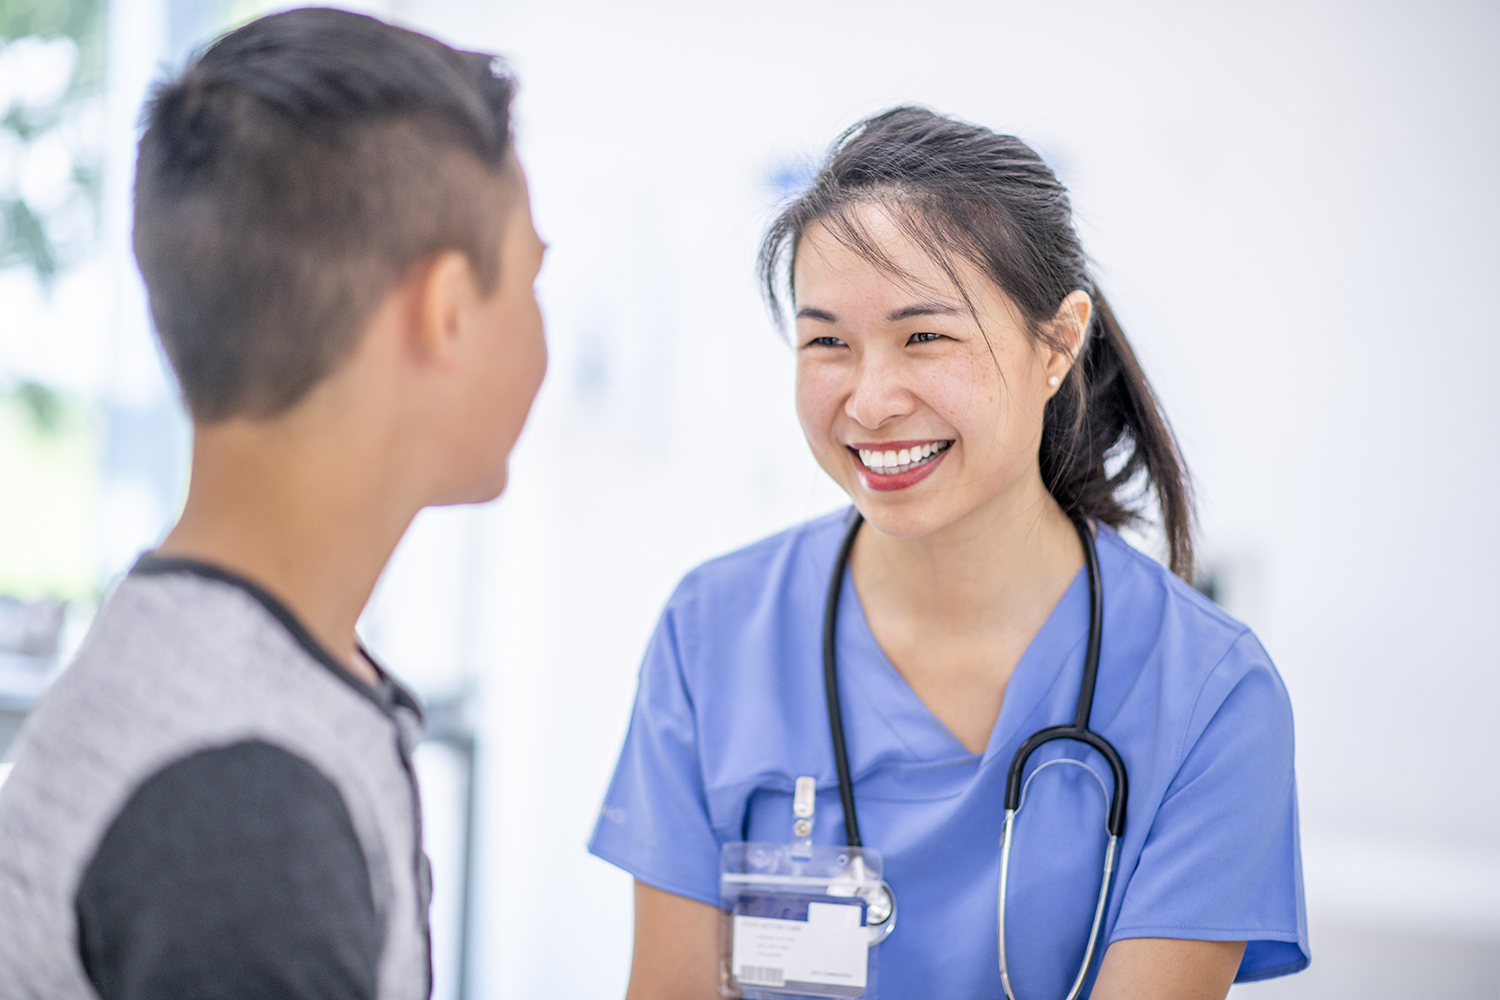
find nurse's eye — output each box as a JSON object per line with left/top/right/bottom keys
{"left": 907, "top": 331, "right": 946, "bottom": 344}
{"left": 803, "top": 336, "right": 847, "bottom": 348}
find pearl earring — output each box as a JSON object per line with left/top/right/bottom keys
{"left": 1048, "top": 376, "right": 1060, "bottom": 387}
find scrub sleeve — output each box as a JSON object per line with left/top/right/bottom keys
{"left": 1108, "top": 633, "right": 1308, "bottom": 979}
{"left": 591, "top": 601, "right": 722, "bottom": 907}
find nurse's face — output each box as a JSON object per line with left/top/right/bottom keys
{"left": 793, "top": 204, "right": 1073, "bottom": 539}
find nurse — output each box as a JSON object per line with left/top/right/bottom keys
{"left": 589, "top": 106, "right": 1308, "bottom": 999}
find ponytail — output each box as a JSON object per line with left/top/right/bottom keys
{"left": 1042, "top": 292, "right": 1194, "bottom": 579}
{"left": 761, "top": 106, "right": 1196, "bottom": 580}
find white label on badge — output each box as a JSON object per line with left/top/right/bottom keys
{"left": 732, "top": 901, "right": 868, "bottom": 990}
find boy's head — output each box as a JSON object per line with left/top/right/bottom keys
{"left": 134, "top": 7, "right": 545, "bottom": 502}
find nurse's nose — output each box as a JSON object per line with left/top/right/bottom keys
{"left": 845, "top": 353, "right": 916, "bottom": 429}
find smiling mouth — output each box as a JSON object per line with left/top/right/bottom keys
{"left": 852, "top": 441, "right": 952, "bottom": 475}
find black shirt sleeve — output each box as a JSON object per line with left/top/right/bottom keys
{"left": 75, "top": 741, "right": 380, "bottom": 1000}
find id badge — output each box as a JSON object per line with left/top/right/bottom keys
{"left": 718, "top": 775, "right": 893, "bottom": 999}
{"left": 718, "top": 842, "right": 885, "bottom": 999}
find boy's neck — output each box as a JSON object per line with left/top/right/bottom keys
{"left": 157, "top": 416, "right": 422, "bottom": 688}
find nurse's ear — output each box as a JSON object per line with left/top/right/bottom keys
{"left": 1043, "top": 290, "right": 1093, "bottom": 396}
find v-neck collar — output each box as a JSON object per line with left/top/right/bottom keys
{"left": 834, "top": 551, "right": 1093, "bottom": 767}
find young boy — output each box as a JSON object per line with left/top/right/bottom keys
{"left": 0, "top": 9, "right": 545, "bottom": 999}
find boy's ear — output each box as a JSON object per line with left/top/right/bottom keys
{"left": 412, "top": 250, "right": 476, "bottom": 366}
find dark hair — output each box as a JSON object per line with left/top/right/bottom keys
{"left": 133, "top": 7, "right": 518, "bottom": 422}
{"left": 760, "top": 107, "right": 1195, "bottom": 579}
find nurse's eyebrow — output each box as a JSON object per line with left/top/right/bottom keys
{"left": 795, "top": 302, "right": 964, "bottom": 323}
{"left": 888, "top": 301, "right": 963, "bottom": 322}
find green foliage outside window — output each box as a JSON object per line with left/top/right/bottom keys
{"left": 1, "top": 0, "right": 107, "bottom": 603}
{"left": 1, "top": 0, "right": 106, "bottom": 279}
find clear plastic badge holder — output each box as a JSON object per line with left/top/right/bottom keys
{"left": 718, "top": 842, "right": 887, "bottom": 999}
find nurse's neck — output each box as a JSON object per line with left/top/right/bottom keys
{"left": 855, "top": 481, "right": 1084, "bottom": 628}
{"left": 850, "top": 477, "right": 1085, "bottom": 752}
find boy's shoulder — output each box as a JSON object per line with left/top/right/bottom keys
{"left": 36, "top": 560, "right": 415, "bottom": 755}
{"left": 8, "top": 558, "right": 423, "bottom": 837}
{"left": 0, "top": 560, "right": 429, "bottom": 1000}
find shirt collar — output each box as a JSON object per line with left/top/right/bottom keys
{"left": 130, "top": 552, "right": 424, "bottom": 725}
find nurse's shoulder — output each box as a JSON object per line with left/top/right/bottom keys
{"left": 611, "top": 511, "right": 845, "bottom": 844}
{"left": 1096, "top": 525, "right": 1293, "bottom": 765}
{"left": 657, "top": 510, "right": 848, "bottom": 670}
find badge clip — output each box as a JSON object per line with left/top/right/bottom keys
{"left": 791, "top": 775, "right": 816, "bottom": 858}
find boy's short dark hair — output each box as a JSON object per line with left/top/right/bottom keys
{"left": 134, "top": 7, "right": 518, "bottom": 422}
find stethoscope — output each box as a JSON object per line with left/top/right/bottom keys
{"left": 822, "top": 508, "right": 1128, "bottom": 1000}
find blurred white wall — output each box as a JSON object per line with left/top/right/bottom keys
{"left": 80, "top": 0, "right": 1500, "bottom": 997}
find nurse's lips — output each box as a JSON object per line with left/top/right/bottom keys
{"left": 848, "top": 440, "right": 952, "bottom": 492}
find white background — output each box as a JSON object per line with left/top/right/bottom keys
{"left": 21, "top": 0, "right": 1500, "bottom": 997}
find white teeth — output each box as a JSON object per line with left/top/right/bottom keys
{"left": 855, "top": 441, "right": 950, "bottom": 474}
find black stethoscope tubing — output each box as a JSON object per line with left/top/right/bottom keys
{"left": 1003, "top": 510, "right": 1128, "bottom": 837}
{"left": 822, "top": 508, "right": 870, "bottom": 847}
{"left": 821, "top": 507, "right": 1130, "bottom": 990}
{"left": 823, "top": 507, "right": 1127, "bottom": 844}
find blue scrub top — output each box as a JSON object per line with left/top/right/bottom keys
{"left": 590, "top": 511, "right": 1309, "bottom": 997}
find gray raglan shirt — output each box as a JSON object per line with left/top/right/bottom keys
{"left": 0, "top": 556, "right": 432, "bottom": 1000}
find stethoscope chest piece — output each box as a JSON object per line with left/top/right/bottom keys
{"left": 863, "top": 881, "right": 896, "bottom": 944}
{"left": 792, "top": 774, "right": 898, "bottom": 947}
